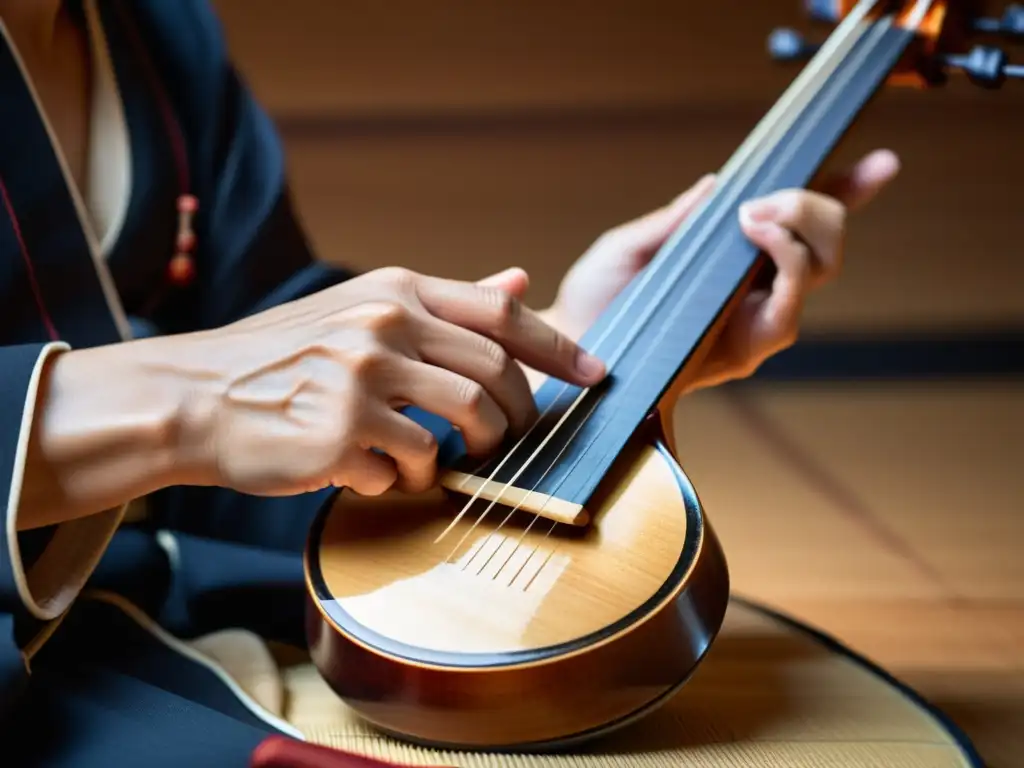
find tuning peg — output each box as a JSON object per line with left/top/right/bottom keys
{"left": 944, "top": 45, "right": 1024, "bottom": 87}
{"left": 767, "top": 27, "right": 821, "bottom": 63}
{"left": 805, "top": 0, "right": 842, "bottom": 24}
{"left": 972, "top": 4, "right": 1024, "bottom": 40}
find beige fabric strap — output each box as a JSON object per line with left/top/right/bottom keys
{"left": 195, "top": 599, "right": 975, "bottom": 768}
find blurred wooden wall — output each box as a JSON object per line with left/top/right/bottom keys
{"left": 212, "top": 0, "right": 1024, "bottom": 336}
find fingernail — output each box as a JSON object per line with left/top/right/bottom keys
{"left": 576, "top": 350, "right": 606, "bottom": 379}
{"left": 739, "top": 200, "right": 776, "bottom": 223}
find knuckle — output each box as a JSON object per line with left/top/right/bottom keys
{"left": 344, "top": 345, "right": 388, "bottom": 378}
{"left": 478, "top": 338, "right": 512, "bottom": 381}
{"left": 374, "top": 266, "right": 418, "bottom": 294}
{"left": 364, "top": 300, "right": 410, "bottom": 333}
{"left": 480, "top": 287, "right": 520, "bottom": 329}
{"left": 412, "top": 427, "right": 439, "bottom": 461}
{"left": 778, "top": 190, "right": 809, "bottom": 223}
{"left": 455, "top": 378, "right": 488, "bottom": 415}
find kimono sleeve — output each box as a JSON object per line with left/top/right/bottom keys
{"left": 0, "top": 343, "right": 126, "bottom": 628}
{"left": 0, "top": 348, "right": 172, "bottom": 719}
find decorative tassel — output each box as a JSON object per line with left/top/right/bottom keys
{"left": 168, "top": 193, "right": 198, "bottom": 286}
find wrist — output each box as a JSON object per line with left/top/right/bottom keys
{"left": 20, "top": 337, "right": 214, "bottom": 529}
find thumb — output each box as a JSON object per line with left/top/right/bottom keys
{"left": 477, "top": 267, "right": 530, "bottom": 298}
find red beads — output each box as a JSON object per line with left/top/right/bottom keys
{"left": 175, "top": 230, "right": 196, "bottom": 253}
{"left": 167, "top": 253, "right": 196, "bottom": 285}
{"left": 168, "top": 194, "right": 198, "bottom": 287}
{"left": 177, "top": 194, "right": 198, "bottom": 215}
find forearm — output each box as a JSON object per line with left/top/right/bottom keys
{"left": 17, "top": 339, "right": 211, "bottom": 531}
{"left": 14, "top": 299, "right": 584, "bottom": 530}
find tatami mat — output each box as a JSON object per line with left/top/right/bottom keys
{"left": 670, "top": 382, "right": 1024, "bottom": 767}
{"left": 281, "top": 598, "right": 979, "bottom": 768}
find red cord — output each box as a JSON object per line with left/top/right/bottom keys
{"left": 112, "top": 0, "right": 190, "bottom": 195}
{"left": 0, "top": 176, "right": 60, "bottom": 342}
{"left": 112, "top": 0, "right": 197, "bottom": 288}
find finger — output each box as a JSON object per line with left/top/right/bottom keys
{"left": 737, "top": 219, "right": 811, "bottom": 354}
{"left": 739, "top": 189, "right": 846, "bottom": 287}
{"left": 816, "top": 149, "right": 901, "bottom": 212}
{"left": 414, "top": 276, "right": 606, "bottom": 386}
{"left": 363, "top": 406, "right": 440, "bottom": 494}
{"left": 476, "top": 267, "right": 531, "bottom": 297}
{"left": 416, "top": 318, "right": 538, "bottom": 435}
{"left": 605, "top": 174, "right": 718, "bottom": 264}
{"left": 386, "top": 357, "right": 513, "bottom": 456}
{"left": 689, "top": 282, "right": 799, "bottom": 393}
{"left": 332, "top": 447, "right": 399, "bottom": 497}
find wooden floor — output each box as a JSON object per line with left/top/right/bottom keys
{"left": 668, "top": 381, "right": 1023, "bottom": 768}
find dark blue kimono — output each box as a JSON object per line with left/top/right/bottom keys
{"left": 0, "top": 1, "right": 358, "bottom": 763}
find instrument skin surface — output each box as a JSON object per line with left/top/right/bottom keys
{"left": 305, "top": 415, "right": 730, "bottom": 751}
{"left": 305, "top": 0, "right": 1020, "bottom": 753}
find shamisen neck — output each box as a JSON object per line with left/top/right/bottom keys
{"left": 440, "top": 0, "right": 918, "bottom": 525}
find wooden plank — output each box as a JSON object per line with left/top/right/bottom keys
{"left": 906, "top": 668, "right": 1024, "bottom": 768}
{"left": 668, "top": 389, "right": 949, "bottom": 603}
{"left": 213, "top": 0, "right": 1006, "bottom": 118}
{"left": 281, "top": 99, "right": 1024, "bottom": 332}
{"left": 768, "top": 598, "right": 1023, "bottom": 671}
{"left": 667, "top": 381, "right": 1024, "bottom": 767}
{"left": 667, "top": 382, "right": 1023, "bottom": 639}
{"left": 732, "top": 383, "right": 1024, "bottom": 602}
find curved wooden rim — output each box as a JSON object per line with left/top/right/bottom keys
{"left": 359, "top": 666, "right": 705, "bottom": 754}
{"left": 303, "top": 441, "right": 719, "bottom": 672}
{"left": 301, "top": 591, "right": 985, "bottom": 761}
